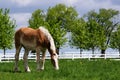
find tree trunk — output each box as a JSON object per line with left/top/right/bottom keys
{"left": 3, "top": 48, "right": 6, "bottom": 58}
{"left": 31, "top": 50, "right": 36, "bottom": 53}
{"left": 101, "top": 49, "right": 106, "bottom": 57}
{"left": 92, "top": 48, "right": 95, "bottom": 57}
{"left": 80, "top": 49, "right": 83, "bottom": 57}
{"left": 118, "top": 49, "right": 120, "bottom": 56}
{"left": 56, "top": 47, "right": 60, "bottom": 55}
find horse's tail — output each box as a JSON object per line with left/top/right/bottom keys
{"left": 14, "top": 29, "right": 22, "bottom": 48}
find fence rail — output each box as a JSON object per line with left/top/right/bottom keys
{"left": 0, "top": 52, "right": 120, "bottom": 62}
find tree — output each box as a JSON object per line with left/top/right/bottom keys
{"left": 70, "top": 18, "right": 87, "bottom": 54}
{"left": 29, "top": 9, "right": 48, "bottom": 29}
{"left": 110, "top": 26, "right": 120, "bottom": 54}
{"left": 86, "top": 19, "right": 103, "bottom": 54}
{"left": 84, "top": 10, "right": 106, "bottom": 54}
{"left": 46, "top": 4, "right": 78, "bottom": 54}
{"left": 84, "top": 9, "right": 119, "bottom": 55}
{"left": 46, "top": 4, "right": 78, "bottom": 31}
{"left": 98, "top": 9, "right": 119, "bottom": 55}
{"left": 0, "top": 8, "right": 16, "bottom": 55}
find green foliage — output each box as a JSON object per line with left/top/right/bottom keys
{"left": 84, "top": 9, "right": 119, "bottom": 53}
{"left": 110, "top": 26, "right": 120, "bottom": 53}
{"left": 46, "top": 4, "right": 78, "bottom": 31}
{"left": 96, "top": 9, "right": 119, "bottom": 50}
{"left": 0, "top": 59, "right": 120, "bottom": 80}
{"left": 85, "top": 13, "right": 106, "bottom": 53}
{"left": 29, "top": 9, "right": 48, "bottom": 29}
{"left": 97, "top": 9, "right": 119, "bottom": 50}
{"left": 47, "top": 23, "right": 67, "bottom": 48}
{"left": 70, "top": 18, "right": 87, "bottom": 50}
{"left": 46, "top": 4, "right": 67, "bottom": 49}
{"left": 0, "top": 8, "right": 16, "bottom": 54}
{"left": 46, "top": 4, "right": 78, "bottom": 49}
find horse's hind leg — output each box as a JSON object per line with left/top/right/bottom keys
{"left": 14, "top": 45, "right": 22, "bottom": 72}
{"left": 23, "top": 49, "right": 30, "bottom": 72}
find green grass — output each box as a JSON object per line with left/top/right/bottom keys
{"left": 0, "top": 59, "right": 120, "bottom": 80}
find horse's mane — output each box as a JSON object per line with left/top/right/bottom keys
{"left": 39, "top": 26, "right": 56, "bottom": 51}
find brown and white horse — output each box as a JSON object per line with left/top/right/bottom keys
{"left": 14, "top": 26, "right": 59, "bottom": 72}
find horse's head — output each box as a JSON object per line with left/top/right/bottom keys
{"left": 39, "top": 26, "right": 59, "bottom": 70}
{"left": 50, "top": 50, "right": 59, "bottom": 70}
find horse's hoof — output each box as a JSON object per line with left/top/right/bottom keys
{"left": 36, "top": 68, "right": 44, "bottom": 71}
{"left": 25, "top": 69, "right": 31, "bottom": 72}
{"left": 40, "top": 69, "right": 44, "bottom": 71}
{"left": 25, "top": 67, "right": 31, "bottom": 72}
{"left": 25, "top": 70, "right": 31, "bottom": 72}
{"left": 54, "top": 65, "right": 59, "bottom": 70}
{"left": 55, "top": 67, "right": 59, "bottom": 70}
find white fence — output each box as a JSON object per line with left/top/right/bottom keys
{"left": 0, "top": 52, "right": 120, "bottom": 62}
{"left": 59, "top": 53, "right": 120, "bottom": 60}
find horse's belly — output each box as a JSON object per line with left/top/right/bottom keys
{"left": 23, "top": 44, "right": 36, "bottom": 50}
{"left": 21, "top": 40, "right": 37, "bottom": 50}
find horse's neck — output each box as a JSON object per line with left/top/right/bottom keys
{"left": 49, "top": 38, "right": 56, "bottom": 51}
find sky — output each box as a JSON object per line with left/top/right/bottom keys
{"left": 0, "top": 0, "right": 120, "bottom": 30}
{"left": 0, "top": 0, "right": 120, "bottom": 53}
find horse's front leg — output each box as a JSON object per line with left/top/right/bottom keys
{"left": 23, "top": 49, "right": 30, "bottom": 72}
{"left": 40, "top": 50, "right": 46, "bottom": 70}
{"left": 36, "top": 49, "right": 41, "bottom": 70}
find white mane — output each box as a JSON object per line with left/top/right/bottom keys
{"left": 39, "top": 26, "right": 56, "bottom": 51}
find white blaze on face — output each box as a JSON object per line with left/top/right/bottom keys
{"left": 53, "top": 54, "right": 59, "bottom": 70}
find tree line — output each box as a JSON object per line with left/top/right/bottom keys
{"left": 0, "top": 4, "right": 120, "bottom": 55}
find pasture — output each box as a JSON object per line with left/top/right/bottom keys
{"left": 0, "top": 59, "right": 120, "bottom": 80}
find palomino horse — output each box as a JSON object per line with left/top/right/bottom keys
{"left": 14, "top": 26, "right": 59, "bottom": 72}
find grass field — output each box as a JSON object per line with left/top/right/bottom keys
{"left": 0, "top": 59, "right": 120, "bottom": 80}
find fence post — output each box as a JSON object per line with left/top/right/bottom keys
{"left": 88, "top": 54, "right": 90, "bottom": 60}
{"left": 104, "top": 54, "right": 106, "bottom": 59}
{"left": 72, "top": 53, "right": 74, "bottom": 60}
{"left": 0, "top": 54, "right": 2, "bottom": 62}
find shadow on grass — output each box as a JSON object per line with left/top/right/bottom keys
{"left": 0, "top": 68, "right": 23, "bottom": 73}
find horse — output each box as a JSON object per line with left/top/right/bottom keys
{"left": 14, "top": 26, "right": 59, "bottom": 72}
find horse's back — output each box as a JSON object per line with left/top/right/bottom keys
{"left": 17, "top": 27, "right": 36, "bottom": 34}
{"left": 15, "top": 27, "right": 37, "bottom": 38}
